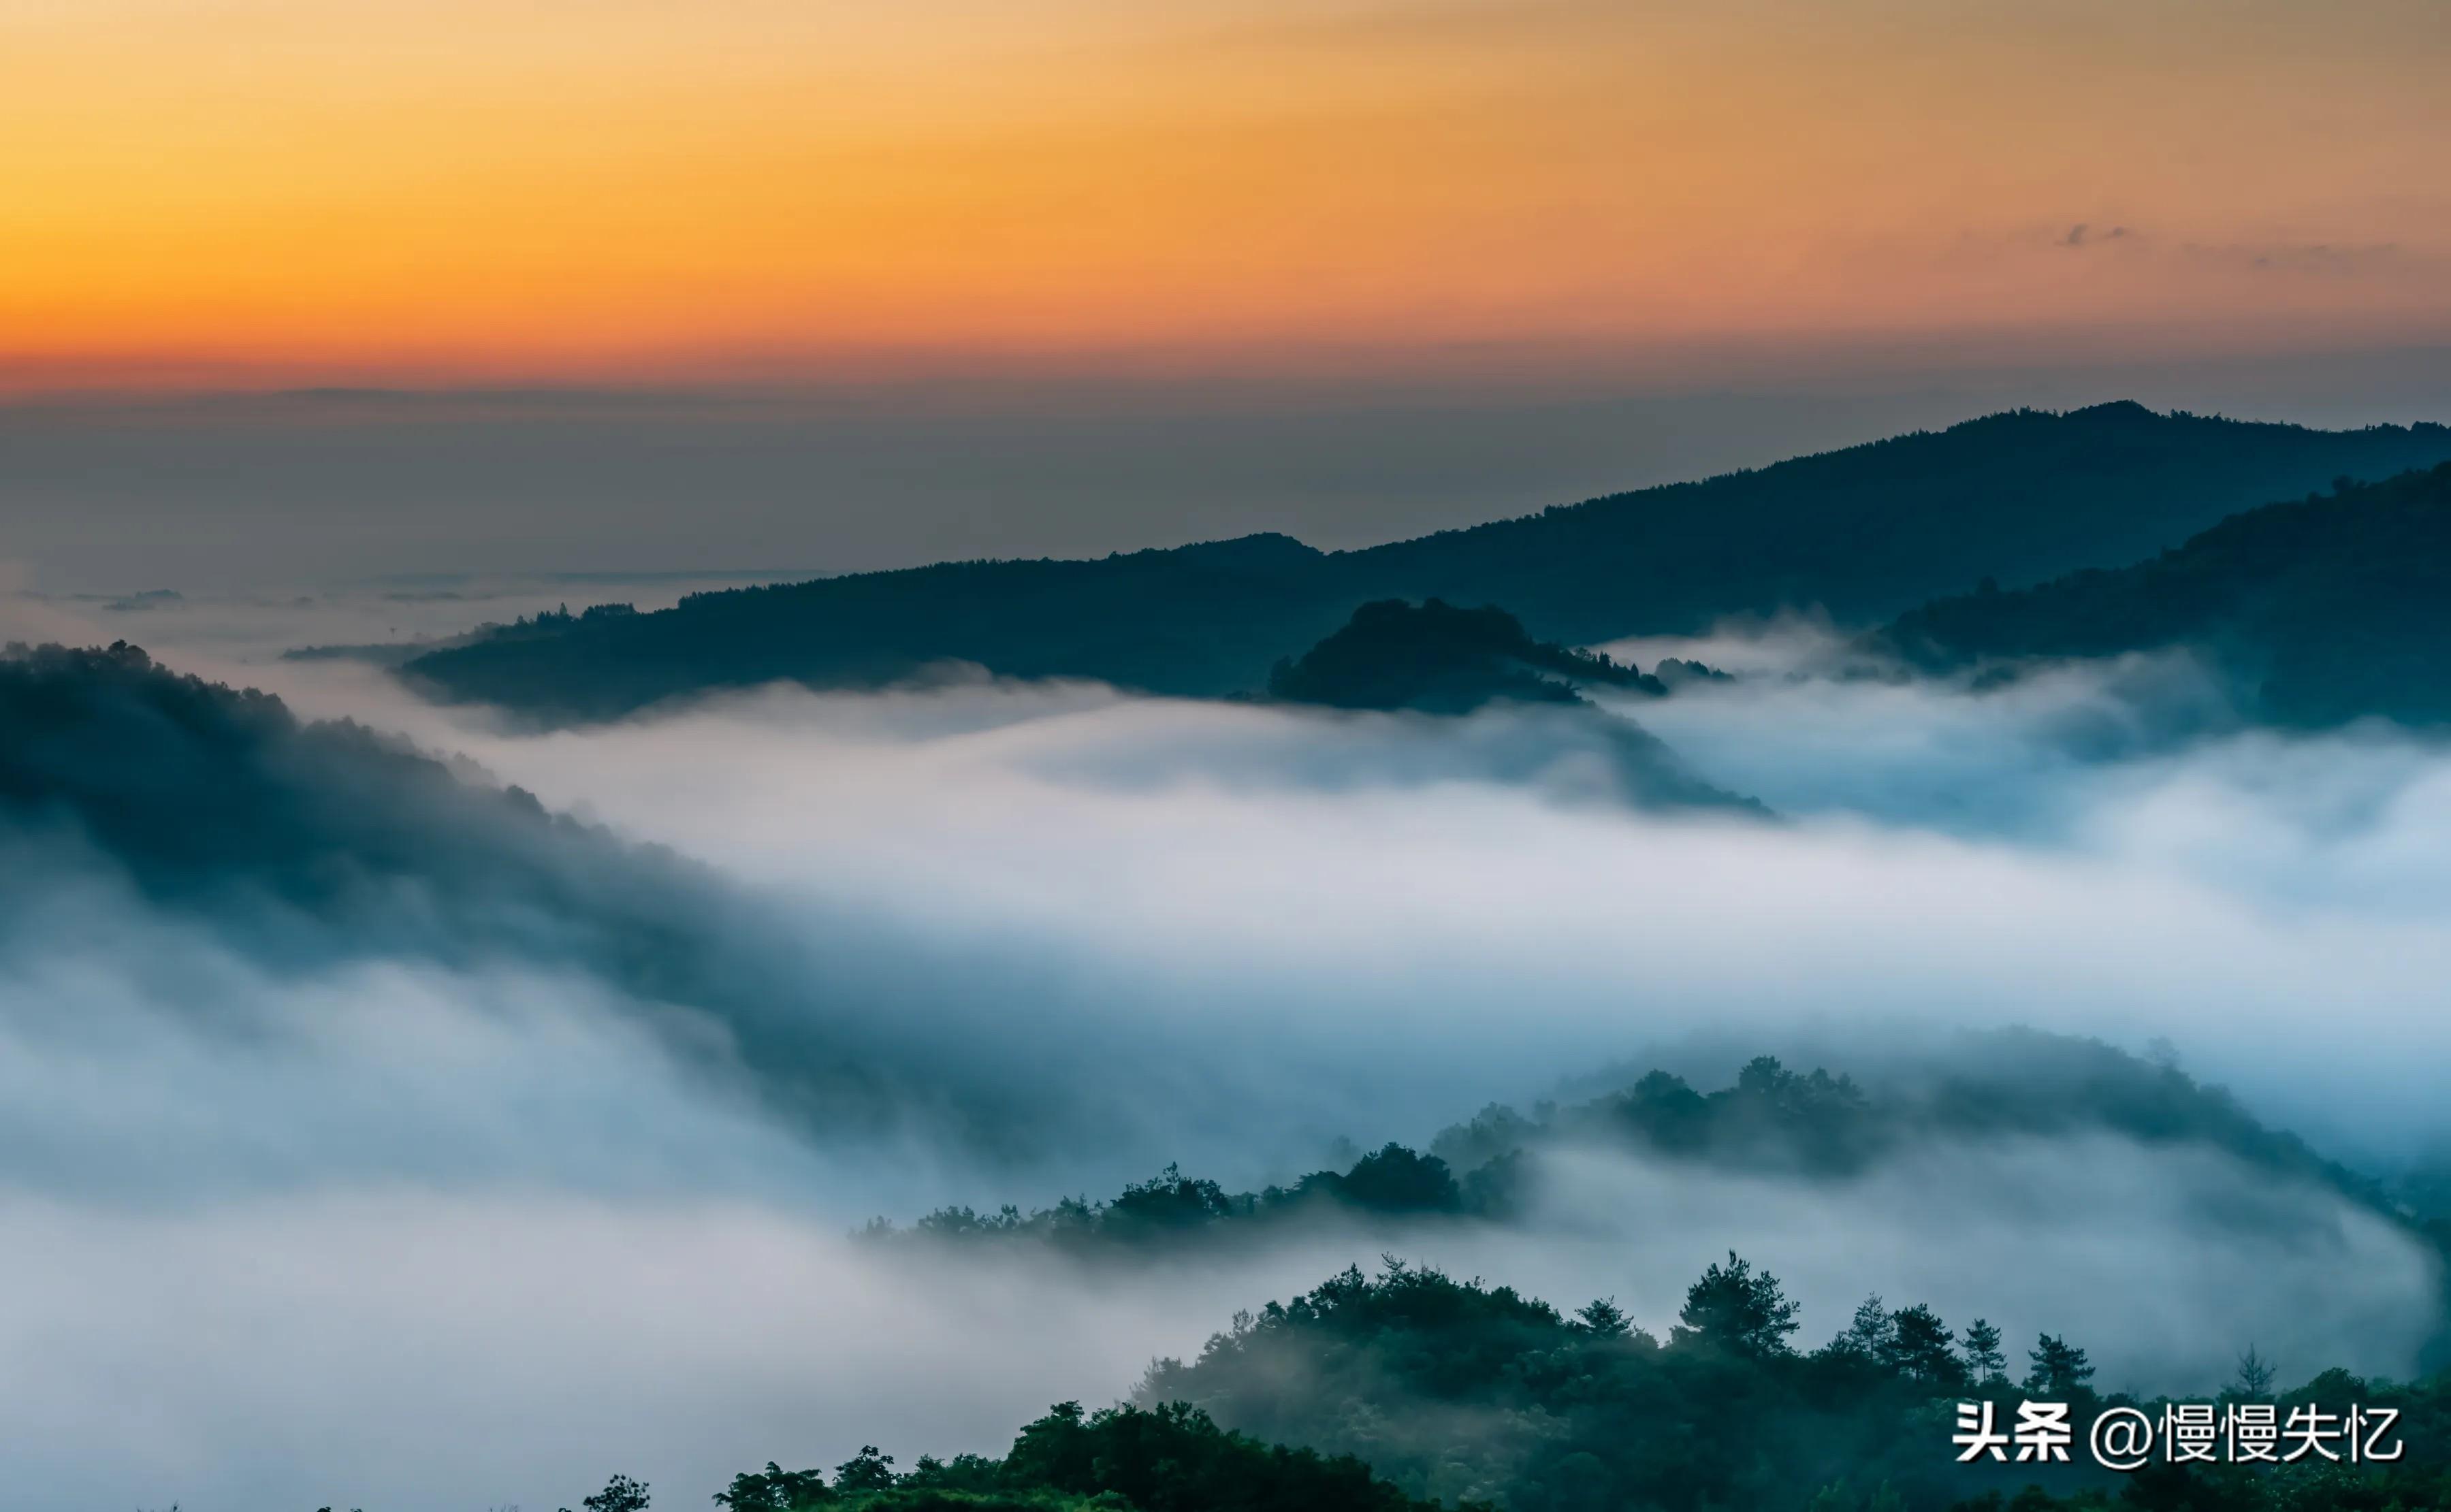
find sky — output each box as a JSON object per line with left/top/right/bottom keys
{"left": 5, "top": 1, "right": 2451, "bottom": 588}
{"left": 6, "top": 0, "right": 2450, "bottom": 388}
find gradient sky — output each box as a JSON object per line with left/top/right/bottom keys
{"left": 7, "top": 0, "right": 2450, "bottom": 389}
{"left": 8, "top": 1, "right": 2451, "bottom": 592}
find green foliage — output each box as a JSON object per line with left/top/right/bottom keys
{"left": 1886, "top": 1305, "right": 1969, "bottom": 1392}
{"left": 1313, "top": 1137, "right": 1460, "bottom": 1210}
{"left": 1961, "top": 1320, "right": 2009, "bottom": 1389}
{"left": 860, "top": 1142, "right": 1467, "bottom": 1254}
{"left": 562, "top": 1474, "right": 649, "bottom": 1512}
{"left": 866, "top": 1035, "right": 2426, "bottom": 1269}
{"left": 831, "top": 1494, "right": 1110, "bottom": 1511}
{"left": 1140, "top": 1253, "right": 1981, "bottom": 1509}
{"left": 720, "top": 1399, "right": 1453, "bottom": 1512}
{"left": 835, "top": 1449, "right": 899, "bottom": 1492}
{"left": 1426, "top": 1034, "right": 2387, "bottom": 1205}
{"left": 1000, "top": 1399, "right": 1449, "bottom": 1511}
{"left": 829, "top": 1035, "right": 2451, "bottom": 1511}
{"left": 1102, "top": 1165, "right": 1251, "bottom": 1236}
{"left": 1571, "top": 1296, "right": 1633, "bottom": 1339}
{"left": 1127, "top": 1255, "right": 2451, "bottom": 1512}
{"left": 718, "top": 1461, "right": 837, "bottom": 1508}
{"left": 1677, "top": 1250, "right": 1802, "bottom": 1357}
{"left": 2023, "top": 1336, "right": 2096, "bottom": 1400}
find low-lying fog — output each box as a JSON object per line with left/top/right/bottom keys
{"left": 6, "top": 583, "right": 2450, "bottom": 1510}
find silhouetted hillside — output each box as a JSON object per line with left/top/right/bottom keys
{"left": 1131, "top": 1255, "right": 2451, "bottom": 1512}
{"left": 1266, "top": 598, "right": 1661, "bottom": 713}
{"left": 1323, "top": 403, "right": 2451, "bottom": 644}
{"left": 401, "top": 405, "right": 2451, "bottom": 720}
{"left": 704, "top": 1399, "right": 1458, "bottom": 1512}
{"left": 1258, "top": 600, "right": 1757, "bottom": 809}
{"left": 1880, "top": 461, "right": 2451, "bottom": 726}
{"left": 0, "top": 642, "right": 1016, "bottom": 1142}
{"left": 0, "top": 640, "right": 643, "bottom": 931}
{"left": 863, "top": 1031, "right": 2416, "bottom": 1257}
{"left": 412, "top": 532, "right": 1341, "bottom": 720}
{"left": 639, "top": 1255, "right": 2451, "bottom": 1512}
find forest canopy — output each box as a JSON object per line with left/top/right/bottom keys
{"left": 543, "top": 1251, "right": 2450, "bottom": 1512}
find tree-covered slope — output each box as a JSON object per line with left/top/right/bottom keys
{"left": 1256, "top": 599, "right": 1757, "bottom": 809}
{"left": 1266, "top": 598, "right": 1663, "bottom": 713}
{"left": 410, "top": 531, "right": 1343, "bottom": 721}
{"left": 673, "top": 1246, "right": 2451, "bottom": 1512}
{"left": 0, "top": 639, "right": 671, "bottom": 942}
{"left": 1879, "top": 461, "right": 2451, "bottom": 726}
{"left": 860, "top": 1031, "right": 2436, "bottom": 1261}
{"left": 0, "top": 641, "right": 993, "bottom": 1141}
{"left": 1325, "top": 403, "right": 2451, "bottom": 645}
{"left": 1133, "top": 1255, "right": 2451, "bottom": 1512}
{"left": 400, "top": 405, "right": 2451, "bottom": 720}
{"left": 703, "top": 1400, "right": 1456, "bottom": 1512}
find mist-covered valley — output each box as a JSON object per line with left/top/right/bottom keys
{"left": 17, "top": 0, "right": 2451, "bottom": 1494}
{"left": 10, "top": 541, "right": 2451, "bottom": 1509}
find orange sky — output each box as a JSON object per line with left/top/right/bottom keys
{"left": 5, "top": 0, "right": 2450, "bottom": 389}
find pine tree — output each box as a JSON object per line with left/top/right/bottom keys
{"left": 2025, "top": 1334, "right": 2095, "bottom": 1397}
{"left": 1575, "top": 1296, "right": 1633, "bottom": 1338}
{"left": 1961, "top": 1318, "right": 2008, "bottom": 1387}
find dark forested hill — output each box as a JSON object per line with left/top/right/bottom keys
{"left": 0, "top": 641, "right": 1018, "bottom": 1142}
{"left": 1318, "top": 404, "right": 2451, "bottom": 645}
{"left": 1260, "top": 599, "right": 1757, "bottom": 810}
{"left": 861, "top": 1030, "right": 2431, "bottom": 1258}
{"left": 400, "top": 405, "right": 2451, "bottom": 720}
{"left": 644, "top": 1261, "right": 2451, "bottom": 1512}
{"left": 411, "top": 531, "right": 1345, "bottom": 721}
{"left": 1266, "top": 598, "right": 1663, "bottom": 713}
{"left": 1128, "top": 1255, "right": 2451, "bottom": 1512}
{"left": 1880, "top": 461, "right": 2451, "bottom": 726}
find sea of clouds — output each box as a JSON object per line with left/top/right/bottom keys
{"left": 4, "top": 583, "right": 2448, "bottom": 1509}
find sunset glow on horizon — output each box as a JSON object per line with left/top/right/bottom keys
{"left": 6, "top": 0, "right": 2450, "bottom": 390}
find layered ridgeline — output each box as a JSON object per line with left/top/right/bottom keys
{"left": 398, "top": 405, "right": 2451, "bottom": 721}
{"left": 859, "top": 1031, "right": 2439, "bottom": 1257}
{"left": 1880, "top": 461, "right": 2451, "bottom": 726}
{"left": 0, "top": 641, "right": 1760, "bottom": 1170}
{"left": 758, "top": 1040, "right": 2451, "bottom": 1512}
{"left": 20, "top": 643, "right": 2451, "bottom": 1510}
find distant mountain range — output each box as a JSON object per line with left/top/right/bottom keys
{"left": 400, "top": 403, "right": 2451, "bottom": 721}
{"left": 1880, "top": 460, "right": 2451, "bottom": 726}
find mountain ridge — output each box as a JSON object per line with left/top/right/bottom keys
{"left": 1878, "top": 460, "right": 2451, "bottom": 726}
{"left": 400, "top": 404, "right": 2451, "bottom": 721}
